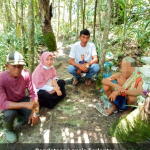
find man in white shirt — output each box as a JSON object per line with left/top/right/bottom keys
{"left": 67, "top": 29, "right": 100, "bottom": 85}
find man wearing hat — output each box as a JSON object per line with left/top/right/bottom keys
{"left": 0, "top": 51, "right": 39, "bottom": 143}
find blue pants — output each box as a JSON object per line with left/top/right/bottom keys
{"left": 113, "top": 95, "right": 128, "bottom": 110}
{"left": 67, "top": 63, "right": 100, "bottom": 79}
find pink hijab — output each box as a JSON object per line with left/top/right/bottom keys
{"left": 32, "top": 52, "right": 57, "bottom": 89}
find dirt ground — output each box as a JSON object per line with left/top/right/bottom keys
{"left": 0, "top": 41, "right": 149, "bottom": 150}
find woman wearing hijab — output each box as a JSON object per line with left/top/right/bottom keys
{"left": 32, "top": 52, "right": 66, "bottom": 109}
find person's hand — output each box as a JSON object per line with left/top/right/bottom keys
{"left": 109, "top": 91, "right": 119, "bottom": 101}
{"left": 53, "top": 87, "right": 62, "bottom": 96}
{"left": 120, "top": 89, "right": 127, "bottom": 94}
{"left": 114, "top": 84, "right": 124, "bottom": 94}
{"left": 77, "top": 68, "right": 82, "bottom": 75}
{"left": 53, "top": 84, "right": 60, "bottom": 89}
{"left": 28, "top": 111, "right": 39, "bottom": 126}
{"left": 79, "top": 64, "right": 88, "bottom": 72}
{"left": 24, "top": 101, "right": 39, "bottom": 110}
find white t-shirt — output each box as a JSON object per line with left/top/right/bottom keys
{"left": 69, "top": 41, "right": 97, "bottom": 64}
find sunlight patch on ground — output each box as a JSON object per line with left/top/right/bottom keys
{"left": 67, "top": 99, "right": 72, "bottom": 102}
{"left": 83, "top": 132, "right": 90, "bottom": 143}
{"left": 100, "top": 133, "right": 105, "bottom": 143}
{"left": 61, "top": 128, "right": 95, "bottom": 148}
{"left": 58, "top": 116, "right": 68, "bottom": 119}
{"left": 64, "top": 127, "right": 69, "bottom": 136}
{"left": 99, "top": 133, "right": 107, "bottom": 148}
{"left": 43, "top": 129, "right": 50, "bottom": 143}
{"left": 57, "top": 42, "right": 63, "bottom": 48}
{"left": 56, "top": 49, "right": 66, "bottom": 57}
{"left": 88, "top": 104, "right": 94, "bottom": 108}
{"left": 39, "top": 116, "right": 46, "bottom": 134}
{"left": 111, "top": 137, "right": 124, "bottom": 150}
{"left": 95, "top": 126, "right": 101, "bottom": 132}
{"left": 79, "top": 99, "right": 85, "bottom": 103}
{"left": 43, "top": 129, "right": 51, "bottom": 149}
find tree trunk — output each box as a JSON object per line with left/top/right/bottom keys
{"left": 35, "top": 0, "right": 41, "bottom": 23}
{"left": 76, "top": 0, "right": 80, "bottom": 39}
{"left": 96, "top": 0, "right": 113, "bottom": 89}
{"left": 80, "top": 0, "right": 83, "bottom": 28}
{"left": 5, "top": 0, "right": 11, "bottom": 31}
{"left": 21, "top": 0, "right": 26, "bottom": 54}
{"left": 63, "top": 3, "right": 65, "bottom": 22}
{"left": 93, "top": 0, "right": 97, "bottom": 43}
{"left": 121, "top": 0, "right": 127, "bottom": 51}
{"left": 98, "top": 0, "right": 102, "bottom": 52}
{"left": 69, "top": 0, "right": 72, "bottom": 29}
{"left": 56, "top": 0, "right": 60, "bottom": 42}
{"left": 83, "top": 0, "right": 86, "bottom": 29}
{"left": 28, "top": 0, "right": 34, "bottom": 73}
{"left": 16, "top": 1, "right": 18, "bottom": 27}
{"left": 53, "top": 0, "right": 56, "bottom": 19}
{"left": 38, "top": 0, "right": 56, "bottom": 51}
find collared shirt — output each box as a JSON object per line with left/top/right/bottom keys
{"left": 0, "top": 69, "right": 38, "bottom": 110}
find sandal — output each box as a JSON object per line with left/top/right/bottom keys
{"left": 85, "top": 78, "right": 91, "bottom": 86}
{"left": 73, "top": 77, "right": 79, "bottom": 85}
{"left": 96, "top": 103, "right": 108, "bottom": 116}
{"left": 96, "top": 103, "right": 118, "bottom": 116}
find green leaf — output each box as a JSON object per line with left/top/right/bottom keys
{"left": 115, "top": 0, "right": 125, "bottom": 10}
{"left": 145, "top": 20, "right": 150, "bottom": 29}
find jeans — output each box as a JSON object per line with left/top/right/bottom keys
{"left": 67, "top": 63, "right": 100, "bottom": 79}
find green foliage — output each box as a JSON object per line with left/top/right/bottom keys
{"left": 0, "top": 26, "right": 22, "bottom": 69}
{"left": 114, "top": 0, "right": 125, "bottom": 24}
{"left": 59, "top": 21, "right": 76, "bottom": 39}
{"left": 110, "top": 106, "right": 150, "bottom": 142}
{"left": 34, "top": 24, "right": 46, "bottom": 46}
{"left": 133, "top": 27, "right": 150, "bottom": 49}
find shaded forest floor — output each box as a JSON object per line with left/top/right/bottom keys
{"left": 0, "top": 40, "right": 149, "bottom": 150}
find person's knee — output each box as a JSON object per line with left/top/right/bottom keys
{"left": 91, "top": 64, "right": 100, "bottom": 73}
{"left": 127, "top": 96, "right": 137, "bottom": 104}
{"left": 103, "top": 85, "right": 111, "bottom": 92}
{"left": 67, "top": 65, "right": 75, "bottom": 74}
{"left": 60, "top": 79, "right": 66, "bottom": 85}
{"left": 2, "top": 110, "right": 18, "bottom": 122}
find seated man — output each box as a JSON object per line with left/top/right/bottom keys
{"left": 96, "top": 57, "right": 143, "bottom": 117}
{"left": 0, "top": 51, "right": 39, "bottom": 143}
{"left": 67, "top": 29, "right": 100, "bottom": 86}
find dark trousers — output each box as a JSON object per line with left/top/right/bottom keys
{"left": 38, "top": 80, "right": 66, "bottom": 109}
{"left": 1, "top": 97, "right": 32, "bottom": 123}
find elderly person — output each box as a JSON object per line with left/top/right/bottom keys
{"left": 96, "top": 57, "right": 143, "bottom": 117}
{"left": 0, "top": 51, "right": 39, "bottom": 143}
{"left": 67, "top": 29, "right": 100, "bottom": 86}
